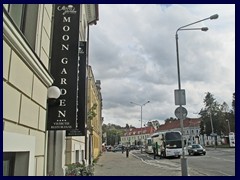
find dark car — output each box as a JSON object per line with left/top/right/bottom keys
{"left": 188, "top": 144, "right": 206, "bottom": 156}
{"left": 112, "top": 146, "right": 124, "bottom": 152}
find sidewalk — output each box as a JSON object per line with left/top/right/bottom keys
{"left": 94, "top": 151, "right": 204, "bottom": 176}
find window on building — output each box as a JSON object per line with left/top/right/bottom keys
{"left": 3, "top": 152, "right": 29, "bottom": 176}
{"left": 75, "top": 150, "right": 80, "bottom": 163}
{"left": 7, "top": 4, "right": 39, "bottom": 50}
{"left": 3, "top": 152, "right": 15, "bottom": 176}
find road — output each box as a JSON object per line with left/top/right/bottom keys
{"left": 187, "top": 147, "right": 235, "bottom": 176}
{"left": 131, "top": 147, "right": 235, "bottom": 176}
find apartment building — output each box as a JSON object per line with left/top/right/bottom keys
{"left": 121, "top": 126, "right": 156, "bottom": 146}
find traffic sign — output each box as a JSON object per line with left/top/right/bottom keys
{"left": 174, "top": 89, "right": 186, "bottom": 105}
{"left": 175, "top": 106, "right": 188, "bottom": 119}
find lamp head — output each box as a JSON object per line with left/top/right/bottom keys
{"left": 210, "top": 14, "right": 219, "bottom": 20}
{"left": 47, "top": 86, "right": 61, "bottom": 99}
{"left": 201, "top": 27, "right": 208, "bottom": 31}
{"left": 47, "top": 86, "right": 61, "bottom": 106}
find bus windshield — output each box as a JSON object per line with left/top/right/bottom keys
{"left": 165, "top": 132, "right": 182, "bottom": 149}
{"left": 165, "top": 132, "right": 181, "bottom": 140}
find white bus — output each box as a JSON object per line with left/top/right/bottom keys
{"left": 145, "top": 137, "right": 153, "bottom": 154}
{"left": 151, "top": 131, "right": 182, "bottom": 158}
{"left": 229, "top": 132, "right": 235, "bottom": 147}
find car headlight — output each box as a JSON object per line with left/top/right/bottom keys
{"left": 203, "top": 149, "right": 206, "bottom": 151}
{"left": 193, "top": 149, "right": 197, "bottom": 152}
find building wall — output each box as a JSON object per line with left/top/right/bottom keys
{"left": 65, "top": 136, "right": 85, "bottom": 165}
{"left": 121, "top": 133, "right": 151, "bottom": 146}
{"left": 3, "top": 4, "right": 53, "bottom": 176}
{"left": 4, "top": 4, "right": 99, "bottom": 175}
{"left": 87, "top": 66, "right": 102, "bottom": 161}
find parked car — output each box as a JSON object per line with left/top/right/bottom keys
{"left": 129, "top": 145, "right": 140, "bottom": 150}
{"left": 188, "top": 144, "right": 206, "bottom": 156}
{"left": 112, "top": 146, "right": 123, "bottom": 152}
{"left": 105, "top": 146, "right": 113, "bottom": 152}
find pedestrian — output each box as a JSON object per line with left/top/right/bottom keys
{"left": 126, "top": 146, "right": 129, "bottom": 158}
{"left": 122, "top": 145, "right": 124, "bottom": 154}
{"left": 153, "top": 146, "right": 156, "bottom": 159}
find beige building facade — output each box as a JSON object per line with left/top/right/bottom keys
{"left": 87, "top": 66, "right": 103, "bottom": 161}
{"left": 3, "top": 4, "right": 54, "bottom": 176}
{"left": 3, "top": 4, "right": 100, "bottom": 176}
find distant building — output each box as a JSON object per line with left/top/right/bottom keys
{"left": 121, "top": 126, "right": 155, "bottom": 146}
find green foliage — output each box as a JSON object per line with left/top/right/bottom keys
{"left": 102, "top": 123, "right": 127, "bottom": 146}
{"left": 88, "top": 103, "right": 97, "bottom": 121}
{"left": 199, "top": 92, "right": 235, "bottom": 136}
{"left": 232, "top": 92, "right": 235, "bottom": 114}
{"left": 65, "top": 162, "right": 94, "bottom": 176}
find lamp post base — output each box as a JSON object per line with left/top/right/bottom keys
{"left": 181, "top": 157, "right": 188, "bottom": 176}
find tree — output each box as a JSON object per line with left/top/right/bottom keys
{"left": 101, "top": 123, "right": 127, "bottom": 146}
{"left": 232, "top": 92, "right": 235, "bottom": 115}
{"left": 199, "top": 92, "right": 221, "bottom": 136}
{"left": 164, "top": 117, "right": 177, "bottom": 122}
{"left": 199, "top": 92, "right": 235, "bottom": 136}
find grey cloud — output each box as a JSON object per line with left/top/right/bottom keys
{"left": 89, "top": 4, "right": 235, "bottom": 127}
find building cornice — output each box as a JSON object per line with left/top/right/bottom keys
{"left": 85, "top": 4, "right": 99, "bottom": 25}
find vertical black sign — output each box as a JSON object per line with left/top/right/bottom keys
{"left": 47, "top": 4, "right": 80, "bottom": 130}
{"left": 66, "top": 41, "right": 87, "bottom": 136}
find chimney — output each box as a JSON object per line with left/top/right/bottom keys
{"left": 96, "top": 80, "right": 101, "bottom": 90}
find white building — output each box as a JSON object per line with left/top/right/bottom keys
{"left": 121, "top": 126, "right": 156, "bottom": 146}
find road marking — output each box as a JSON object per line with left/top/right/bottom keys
{"left": 131, "top": 152, "right": 180, "bottom": 170}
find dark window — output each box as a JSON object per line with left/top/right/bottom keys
{"left": 7, "top": 4, "right": 39, "bottom": 50}
{"left": 165, "top": 132, "right": 181, "bottom": 140}
{"left": 8, "top": 4, "right": 24, "bottom": 28}
{"left": 3, "top": 152, "right": 16, "bottom": 176}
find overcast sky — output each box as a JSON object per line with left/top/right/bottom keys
{"left": 89, "top": 4, "right": 235, "bottom": 127}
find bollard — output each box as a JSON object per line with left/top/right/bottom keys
{"left": 126, "top": 148, "right": 129, "bottom": 158}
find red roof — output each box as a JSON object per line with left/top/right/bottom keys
{"left": 124, "top": 126, "right": 155, "bottom": 136}
{"left": 156, "top": 118, "right": 201, "bottom": 131}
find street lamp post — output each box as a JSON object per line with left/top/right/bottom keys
{"left": 175, "top": 14, "right": 218, "bottom": 176}
{"left": 209, "top": 106, "right": 214, "bottom": 134}
{"left": 208, "top": 105, "right": 217, "bottom": 149}
{"left": 226, "top": 119, "right": 231, "bottom": 134}
{"left": 130, "top": 101, "right": 150, "bottom": 153}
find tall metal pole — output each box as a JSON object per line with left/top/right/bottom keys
{"left": 209, "top": 105, "right": 216, "bottom": 149}
{"left": 130, "top": 101, "right": 150, "bottom": 153}
{"left": 140, "top": 105, "right": 143, "bottom": 153}
{"left": 226, "top": 119, "right": 231, "bottom": 134}
{"left": 175, "top": 32, "right": 188, "bottom": 176}
{"left": 175, "top": 14, "right": 218, "bottom": 176}
{"left": 209, "top": 108, "right": 214, "bottom": 135}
